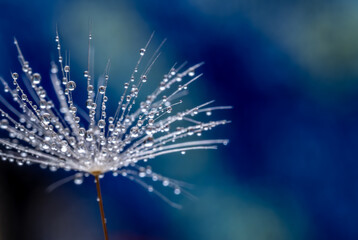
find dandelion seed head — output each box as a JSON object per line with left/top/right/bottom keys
{"left": 0, "top": 29, "right": 230, "bottom": 199}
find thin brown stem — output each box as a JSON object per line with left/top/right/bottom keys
{"left": 94, "top": 174, "right": 109, "bottom": 240}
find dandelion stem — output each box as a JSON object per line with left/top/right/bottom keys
{"left": 94, "top": 174, "right": 109, "bottom": 240}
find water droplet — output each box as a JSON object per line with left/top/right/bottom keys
{"left": 206, "top": 111, "right": 212, "bottom": 116}
{"left": 12, "top": 72, "right": 19, "bottom": 80}
{"left": 0, "top": 119, "right": 9, "bottom": 129}
{"left": 98, "top": 86, "right": 106, "bottom": 94}
{"left": 74, "top": 174, "right": 83, "bottom": 185}
{"left": 163, "top": 179, "right": 169, "bottom": 186}
{"left": 85, "top": 131, "right": 93, "bottom": 142}
{"left": 181, "top": 151, "right": 186, "bottom": 155}
{"left": 144, "top": 137, "right": 154, "bottom": 147}
{"left": 163, "top": 75, "right": 169, "bottom": 82}
{"left": 139, "top": 171, "right": 146, "bottom": 178}
{"left": 87, "top": 85, "right": 94, "bottom": 93}
{"left": 160, "top": 82, "right": 166, "bottom": 91}
{"left": 67, "top": 81, "right": 76, "bottom": 91}
{"left": 32, "top": 73, "right": 41, "bottom": 84}
{"left": 64, "top": 65, "right": 70, "bottom": 73}
{"left": 174, "top": 188, "right": 181, "bottom": 195}
{"left": 38, "top": 163, "right": 47, "bottom": 169}
{"left": 140, "top": 48, "right": 146, "bottom": 56}
{"left": 130, "top": 126, "right": 139, "bottom": 138}
{"left": 188, "top": 69, "right": 195, "bottom": 77}
{"left": 42, "top": 113, "right": 51, "bottom": 125}
{"left": 40, "top": 99, "right": 47, "bottom": 109}
{"left": 79, "top": 128, "right": 86, "bottom": 137}
{"left": 86, "top": 99, "right": 93, "bottom": 109}
{"left": 98, "top": 119, "right": 106, "bottom": 129}
{"left": 108, "top": 123, "right": 115, "bottom": 131}
{"left": 62, "top": 77, "right": 67, "bottom": 85}
{"left": 49, "top": 166, "right": 57, "bottom": 172}
{"left": 61, "top": 144, "right": 67, "bottom": 153}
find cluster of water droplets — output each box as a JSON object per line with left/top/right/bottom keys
{"left": 0, "top": 31, "right": 230, "bottom": 203}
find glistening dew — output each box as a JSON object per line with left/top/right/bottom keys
{"left": 0, "top": 29, "right": 230, "bottom": 238}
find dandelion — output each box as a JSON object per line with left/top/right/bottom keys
{"left": 0, "top": 29, "right": 230, "bottom": 239}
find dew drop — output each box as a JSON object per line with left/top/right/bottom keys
{"left": 85, "top": 131, "right": 94, "bottom": 142}
{"left": 64, "top": 65, "right": 70, "bottom": 73}
{"left": 160, "top": 83, "right": 166, "bottom": 91}
{"left": 163, "top": 179, "right": 170, "bottom": 186}
{"left": 144, "top": 137, "right": 154, "bottom": 147}
{"left": 49, "top": 166, "right": 57, "bottom": 172}
{"left": 67, "top": 81, "right": 76, "bottom": 91}
{"left": 74, "top": 174, "right": 83, "bottom": 185}
{"left": 98, "top": 119, "right": 106, "bottom": 129}
{"left": 163, "top": 75, "right": 168, "bottom": 82}
{"left": 130, "top": 126, "right": 139, "bottom": 138}
{"left": 62, "top": 77, "right": 67, "bottom": 85}
{"left": 174, "top": 188, "right": 181, "bottom": 195}
{"left": 87, "top": 85, "right": 94, "bottom": 93}
{"left": 40, "top": 99, "right": 47, "bottom": 109}
{"left": 12, "top": 72, "right": 19, "bottom": 80}
{"left": 60, "top": 142, "right": 68, "bottom": 153}
{"left": 98, "top": 86, "right": 106, "bottom": 94}
{"left": 0, "top": 119, "right": 9, "bottom": 129}
{"left": 21, "top": 94, "right": 27, "bottom": 101}
{"left": 79, "top": 128, "right": 86, "bottom": 137}
{"left": 32, "top": 73, "right": 41, "bottom": 84}
{"left": 140, "top": 48, "right": 146, "bottom": 56}
{"left": 86, "top": 99, "right": 93, "bottom": 109}
{"left": 42, "top": 113, "right": 51, "bottom": 125}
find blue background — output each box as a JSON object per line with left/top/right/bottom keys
{"left": 1, "top": 0, "right": 358, "bottom": 239}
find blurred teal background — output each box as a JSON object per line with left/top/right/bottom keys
{"left": 1, "top": 0, "right": 358, "bottom": 239}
